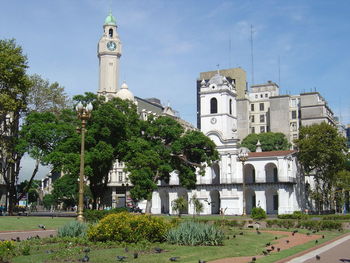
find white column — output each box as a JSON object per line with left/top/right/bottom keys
{"left": 112, "top": 187, "right": 117, "bottom": 208}
{"left": 255, "top": 190, "right": 267, "bottom": 212}
{"left": 151, "top": 191, "right": 161, "bottom": 214}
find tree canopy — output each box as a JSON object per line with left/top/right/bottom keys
{"left": 295, "top": 122, "right": 348, "bottom": 212}
{"left": 121, "top": 115, "right": 219, "bottom": 213}
{"left": 240, "top": 132, "right": 290, "bottom": 152}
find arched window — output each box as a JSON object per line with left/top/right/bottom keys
{"left": 229, "top": 99, "right": 232, "bottom": 115}
{"left": 109, "top": 28, "right": 113, "bottom": 37}
{"left": 210, "top": 98, "right": 218, "bottom": 114}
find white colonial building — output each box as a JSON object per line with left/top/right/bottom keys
{"left": 150, "top": 72, "right": 304, "bottom": 215}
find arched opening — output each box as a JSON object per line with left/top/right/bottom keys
{"left": 229, "top": 99, "right": 232, "bottom": 115}
{"left": 210, "top": 190, "right": 220, "bottom": 214}
{"left": 109, "top": 28, "right": 113, "bottom": 37}
{"left": 244, "top": 164, "right": 255, "bottom": 183}
{"left": 265, "top": 163, "right": 278, "bottom": 183}
{"left": 211, "top": 163, "right": 220, "bottom": 184}
{"left": 177, "top": 189, "right": 188, "bottom": 214}
{"left": 210, "top": 98, "right": 218, "bottom": 114}
{"left": 265, "top": 188, "right": 278, "bottom": 214}
{"left": 245, "top": 188, "right": 256, "bottom": 214}
{"left": 159, "top": 190, "right": 169, "bottom": 214}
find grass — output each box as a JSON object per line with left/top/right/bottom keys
{"left": 0, "top": 216, "right": 74, "bottom": 231}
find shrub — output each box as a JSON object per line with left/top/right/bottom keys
{"left": 322, "top": 214, "right": 350, "bottom": 221}
{"left": 213, "top": 219, "right": 245, "bottom": 228}
{"left": 172, "top": 197, "right": 188, "bottom": 217}
{"left": 84, "top": 207, "right": 128, "bottom": 222}
{"left": 251, "top": 207, "right": 267, "bottom": 220}
{"left": 278, "top": 211, "right": 308, "bottom": 220}
{"left": 87, "top": 212, "right": 171, "bottom": 243}
{"left": 266, "top": 219, "right": 295, "bottom": 229}
{"left": 58, "top": 220, "right": 88, "bottom": 238}
{"left": 166, "top": 221, "right": 224, "bottom": 246}
{"left": 0, "top": 241, "right": 16, "bottom": 262}
{"left": 297, "top": 220, "right": 342, "bottom": 230}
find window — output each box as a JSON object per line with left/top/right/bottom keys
{"left": 273, "top": 195, "right": 279, "bottom": 210}
{"left": 109, "top": 28, "right": 113, "bottom": 37}
{"left": 251, "top": 104, "right": 255, "bottom": 111}
{"left": 265, "top": 93, "right": 268, "bottom": 98}
{"left": 273, "top": 168, "right": 278, "bottom": 182}
{"left": 118, "top": 172, "right": 123, "bottom": 182}
{"left": 251, "top": 115, "right": 255, "bottom": 123}
{"left": 260, "top": 126, "right": 265, "bottom": 133}
{"left": 259, "top": 103, "right": 264, "bottom": 111}
{"left": 292, "top": 110, "right": 297, "bottom": 119}
{"left": 260, "top": 94, "right": 263, "bottom": 98}
{"left": 251, "top": 127, "right": 255, "bottom": 133}
{"left": 260, "top": 114, "right": 265, "bottom": 123}
{"left": 229, "top": 99, "right": 232, "bottom": 115}
{"left": 210, "top": 98, "right": 218, "bottom": 114}
{"left": 255, "top": 95, "right": 258, "bottom": 99}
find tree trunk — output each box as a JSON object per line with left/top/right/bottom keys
{"left": 145, "top": 199, "right": 152, "bottom": 214}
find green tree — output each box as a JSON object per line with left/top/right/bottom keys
{"left": 122, "top": 115, "right": 219, "bottom": 213}
{"left": 295, "top": 123, "right": 348, "bottom": 213}
{"left": 190, "top": 194, "right": 204, "bottom": 218}
{"left": 0, "top": 39, "right": 32, "bottom": 215}
{"left": 27, "top": 74, "right": 71, "bottom": 114}
{"left": 172, "top": 196, "right": 188, "bottom": 217}
{"left": 241, "top": 132, "right": 290, "bottom": 152}
{"left": 52, "top": 174, "right": 78, "bottom": 209}
{"left": 17, "top": 180, "right": 40, "bottom": 204}
{"left": 46, "top": 93, "right": 140, "bottom": 208}
{"left": 42, "top": 194, "right": 56, "bottom": 209}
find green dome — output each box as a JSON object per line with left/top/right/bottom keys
{"left": 104, "top": 11, "right": 116, "bottom": 26}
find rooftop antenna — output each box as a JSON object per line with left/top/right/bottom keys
{"left": 229, "top": 34, "right": 232, "bottom": 68}
{"left": 250, "top": 24, "right": 255, "bottom": 86}
{"left": 216, "top": 64, "right": 220, "bottom": 74}
{"left": 278, "top": 56, "right": 281, "bottom": 87}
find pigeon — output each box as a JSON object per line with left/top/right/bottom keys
{"left": 155, "top": 247, "right": 163, "bottom": 253}
{"left": 169, "top": 257, "right": 180, "bottom": 262}
{"left": 316, "top": 255, "right": 321, "bottom": 260}
{"left": 252, "top": 257, "right": 256, "bottom": 261}
{"left": 322, "top": 235, "right": 325, "bottom": 239}
{"left": 265, "top": 242, "right": 271, "bottom": 247}
{"left": 267, "top": 249, "right": 272, "bottom": 253}
{"left": 38, "top": 224, "right": 46, "bottom": 230}
{"left": 275, "top": 236, "right": 278, "bottom": 240}
{"left": 133, "top": 252, "right": 138, "bottom": 259}
{"left": 198, "top": 260, "right": 207, "bottom": 263}
{"left": 315, "top": 240, "right": 318, "bottom": 244}
{"left": 292, "top": 232, "right": 295, "bottom": 236}
{"left": 262, "top": 250, "right": 268, "bottom": 256}
{"left": 277, "top": 248, "right": 281, "bottom": 252}
{"left": 233, "top": 235, "right": 236, "bottom": 238}
{"left": 81, "top": 255, "right": 89, "bottom": 262}
{"left": 16, "top": 237, "right": 20, "bottom": 242}
{"left": 286, "top": 240, "right": 290, "bottom": 243}
{"left": 116, "top": 255, "right": 127, "bottom": 261}
{"left": 271, "top": 246, "right": 275, "bottom": 250}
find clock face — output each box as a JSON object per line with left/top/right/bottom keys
{"left": 211, "top": 117, "right": 217, "bottom": 124}
{"left": 107, "top": 41, "right": 117, "bottom": 51}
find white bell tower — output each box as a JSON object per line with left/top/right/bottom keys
{"left": 97, "top": 11, "right": 122, "bottom": 99}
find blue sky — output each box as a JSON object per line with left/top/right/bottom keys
{"left": 1, "top": 0, "right": 350, "bottom": 179}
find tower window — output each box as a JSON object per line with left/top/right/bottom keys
{"left": 109, "top": 28, "right": 113, "bottom": 37}
{"left": 251, "top": 104, "right": 255, "bottom": 111}
{"left": 210, "top": 98, "right": 218, "bottom": 114}
{"left": 259, "top": 103, "right": 264, "bottom": 111}
{"left": 229, "top": 99, "right": 232, "bottom": 115}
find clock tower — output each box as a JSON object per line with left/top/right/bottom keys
{"left": 97, "top": 11, "right": 122, "bottom": 98}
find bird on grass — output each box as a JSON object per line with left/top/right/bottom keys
{"left": 271, "top": 246, "right": 275, "bottom": 250}
{"left": 265, "top": 242, "right": 271, "bottom": 247}
{"left": 133, "top": 252, "right": 138, "bottom": 259}
{"left": 277, "top": 248, "right": 281, "bottom": 252}
{"left": 322, "top": 235, "right": 325, "bottom": 239}
{"left": 38, "top": 224, "right": 46, "bottom": 230}
{"left": 286, "top": 240, "right": 290, "bottom": 244}
{"left": 275, "top": 236, "right": 278, "bottom": 240}
{"left": 233, "top": 235, "right": 236, "bottom": 238}
{"left": 316, "top": 255, "right": 321, "bottom": 260}
{"left": 266, "top": 249, "right": 272, "bottom": 253}
{"left": 252, "top": 257, "right": 256, "bottom": 261}
{"left": 169, "top": 257, "right": 180, "bottom": 261}
{"left": 116, "top": 255, "right": 127, "bottom": 261}
{"left": 155, "top": 247, "right": 163, "bottom": 253}
{"left": 315, "top": 240, "right": 318, "bottom": 244}
{"left": 16, "top": 237, "right": 20, "bottom": 242}
{"left": 198, "top": 260, "right": 207, "bottom": 263}
{"left": 262, "top": 250, "right": 268, "bottom": 256}
{"left": 81, "top": 254, "right": 89, "bottom": 262}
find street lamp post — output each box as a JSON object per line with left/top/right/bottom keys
{"left": 76, "top": 102, "right": 93, "bottom": 222}
{"left": 238, "top": 147, "right": 249, "bottom": 216}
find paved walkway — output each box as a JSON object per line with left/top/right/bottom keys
{"left": 286, "top": 234, "right": 350, "bottom": 263}
{"left": 0, "top": 229, "right": 57, "bottom": 241}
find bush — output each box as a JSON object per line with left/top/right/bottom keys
{"left": 266, "top": 219, "right": 295, "bottom": 229}
{"left": 87, "top": 212, "right": 171, "bottom": 243}
{"left": 166, "top": 221, "right": 224, "bottom": 246}
{"left": 278, "top": 211, "right": 308, "bottom": 220}
{"left": 251, "top": 207, "right": 267, "bottom": 220}
{"left": 0, "top": 241, "right": 16, "bottom": 262}
{"left": 84, "top": 207, "right": 128, "bottom": 222}
{"left": 213, "top": 219, "right": 245, "bottom": 228}
{"left": 58, "top": 221, "right": 88, "bottom": 238}
{"left": 297, "top": 220, "right": 342, "bottom": 230}
{"left": 322, "top": 214, "right": 350, "bottom": 221}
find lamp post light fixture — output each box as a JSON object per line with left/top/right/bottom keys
{"left": 76, "top": 102, "right": 93, "bottom": 222}
{"left": 237, "top": 147, "right": 250, "bottom": 216}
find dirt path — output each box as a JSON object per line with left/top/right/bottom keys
{"left": 209, "top": 230, "right": 321, "bottom": 263}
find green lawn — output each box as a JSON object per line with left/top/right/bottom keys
{"left": 0, "top": 216, "right": 74, "bottom": 231}
{"left": 10, "top": 229, "right": 347, "bottom": 263}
